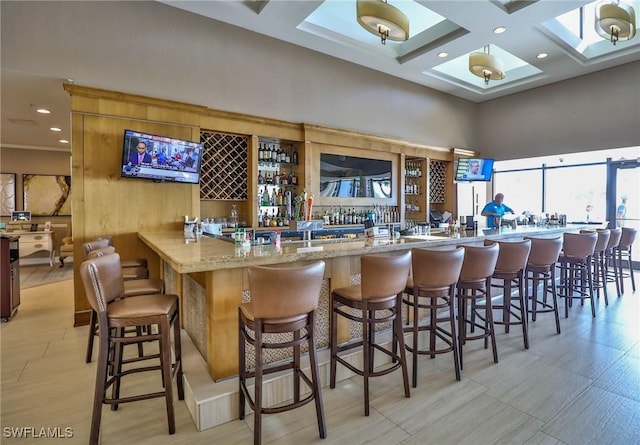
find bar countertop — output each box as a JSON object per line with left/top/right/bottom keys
{"left": 139, "top": 224, "right": 590, "bottom": 274}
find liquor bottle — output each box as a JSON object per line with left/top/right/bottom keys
{"left": 291, "top": 172, "right": 298, "bottom": 185}
{"left": 292, "top": 149, "right": 298, "bottom": 165}
{"left": 261, "top": 188, "right": 269, "bottom": 207}
{"left": 258, "top": 171, "right": 265, "bottom": 184}
{"left": 277, "top": 188, "right": 283, "bottom": 206}
{"left": 285, "top": 149, "right": 291, "bottom": 164}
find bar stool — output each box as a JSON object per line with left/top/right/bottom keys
{"left": 456, "top": 243, "right": 499, "bottom": 369}
{"left": 557, "top": 232, "right": 597, "bottom": 318}
{"left": 330, "top": 251, "right": 411, "bottom": 416}
{"left": 615, "top": 227, "right": 637, "bottom": 294}
{"left": 83, "top": 239, "right": 148, "bottom": 280}
{"left": 580, "top": 229, "right": 610, "bottom": 305}
{"left": 239, "top": 261, "right": 326, "bottom": 445}
{"left": 80, "top": 253, "right": 183, "bottom": 445}
{"left": 95, "top": 234, "right": 149, "bottom": 269}
{"left": 604, "top": 228, "right": 622, "bottom": 297}
{"left": 84, "top": 246, "right": 165, "bottom": 363}
{"left": 524, "top": 236, "right": 563, "bottom": 334}
{"left": 484, "top": 239, "right": 531, "bottom": 349}
{"left": 403, "top": 247, "right": 464, "bottom": 386}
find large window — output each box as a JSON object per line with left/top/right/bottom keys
{"left": 493, "top": 169, "right": 542, "bottom": 216}
{"left": 545, "top": 165, "right": 606, "bottom": 222}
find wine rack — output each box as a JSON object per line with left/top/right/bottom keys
{"left": 200, "top": 131, "right": 248, "bottom": 200}
{"left": 429, "top": 160, "right": 447, "bottom": 204}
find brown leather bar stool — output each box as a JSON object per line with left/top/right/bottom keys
{"left": 95, "top": 234, "right": 149, "bottom": 269}
{"left": 524, "top": 236, "right": 563, "bottom": 334}
{"left": 484, "top": 239, "right": 531, "bottom": 349}
{"left": 456, "top": 243, "right": 499, "bottom": 369}
{"left": 84, "top": 246, "right": 165, "bottom": 363}
{"left": 83, "top": 239, "right": 148, "bottom": 279}
{"left": 604, "top": 228, "right": 622, "bottom": 296}
{"left": 580, "top": 229, "right": 610, "bottom": 305}
{"left": 615, "top": 227, "right": 637, "bottom": 294}
{"left": 330, "top": 251, "right": 411, "bottom": 416}
{"left": 557, "top": 231, "right": 597, "bottom": 318}
{"left": 80, "top": 253, "right": 183, "bottom": 445}
{"left": 239, "top": 261, "right": 326, "bottom": 445}
{"left": 403, "top": 247, "right": 464, "bottom": 386}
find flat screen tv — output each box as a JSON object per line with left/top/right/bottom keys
{"left": 319, "top": 154, "right": 392, "bottom": 198}
{"left": 454, "top": 158, "right": 494, "bottom": 182}
{"left": 120, "top": 129, "right": 203, "bottom": 184}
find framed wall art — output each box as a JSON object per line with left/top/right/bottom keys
{"left": 0, "top": 173, "right": 17, "bottom": 216}
{"left": 23, "top": 174, "right": 72, "bottom": 216}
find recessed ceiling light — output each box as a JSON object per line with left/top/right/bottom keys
{"left": 50, "top": 127, "right": 62, "bottom": 132}
{"left": 493, "top": 27, "right": 506, "bottom": 34}
{"left": 437, "top": 52, "right": 448, "bottom": 58}
{"left": 59, "top": 139, "right": 69, "bottom": 144}
{"left": 536, "top": 53, "right": 548, "bottom": 59}
{"left": 65, "top": 78, "right": 75, "bottom": 83}
{"left": 36, "top": 108, "right": 51, "bottom": 114}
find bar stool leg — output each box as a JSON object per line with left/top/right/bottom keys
{"left": 329, "top": 299, "right": 338, "bottom": 389}
{"left": 362, "top": 301, "right": 371, "bottom": 416}
{"left": 447, "top": 287, "right": 461, "bottom": 381}
{"left": 394, "top": 293, "right": 411, "bottom": 399}
{"left": 90, "top": 332, "right": 109, "bottom": 445}
{"left": 253, "top": 320, "right": 264, "bottom": 445}
{"left": 308, "top": 312, "right": 327, "bottom": 439}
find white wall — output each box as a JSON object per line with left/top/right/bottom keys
{"left": 0, "top": 1, "right": 476, "bottom": 151}
{"left": 476, "top": 61, "right": 640, "bottom": 160}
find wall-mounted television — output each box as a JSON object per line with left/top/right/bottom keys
{"left": 319, "top": 154, "right": 392, "bottom": 198}
{"left": 120, "top": 129, "right": 203, "bottom": 184}
{"left": 454, "top": 158, "right": 494, "bottom": 182}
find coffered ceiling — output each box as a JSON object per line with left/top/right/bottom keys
{"left": 162, "top": 0, "right": 640, "bottom": 99}
{"left": 1, "top": 0, "right": 639, "bottom": 152}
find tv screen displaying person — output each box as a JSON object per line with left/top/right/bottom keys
{"left": 128, "top": 141, "right": 152, "bottom": 166}
{"left": 461, "top": 159, "right": 485, "bottom": 180}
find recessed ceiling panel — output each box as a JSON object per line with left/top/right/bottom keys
{"left": 539, "top": 0, "right": 640, "bottom": 62}
{"left": 300, "top": 0, "right": 448, "bottom": 58}
{"left": 429, "top": 45, "right": 543, "bottom": 91}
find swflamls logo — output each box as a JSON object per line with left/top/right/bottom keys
{"left": 3, "top": 426, "right": 74, "bottom": 438}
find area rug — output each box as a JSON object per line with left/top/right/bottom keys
{"left": 19, "top": 263, "right": 74, "bottom": 289}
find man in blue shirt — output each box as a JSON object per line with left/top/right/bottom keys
{"left": 481, "top": 193, "right": 514, "bottom": 228}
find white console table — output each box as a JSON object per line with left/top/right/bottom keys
{"left": 0, "top": 231, "right": 54, "bottom": 266}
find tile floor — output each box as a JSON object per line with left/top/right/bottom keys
{"left": 1, "top": 272, "right": 639, "bottom": 444}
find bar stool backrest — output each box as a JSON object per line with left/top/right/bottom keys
{"left": 525, "top": 236, "right": 563, "bottom": 267}
{"left": 458, "top": 244, "right": 499, "bottom": 282}
{"left": 484, "top": 239, "right": 531, "bottom": 274}
{"left": 563, "top": 232, "right": 597, "bottom": 257}
{"left": 619, "top": 227, "right": 637, "bottom": 249}
{"left": 80, "top": 253, "right": 126, "bottom": 313}
{"left": 607, "top": 228, "right": 622, "bottom": 250}
{"left": 83, "top": 238, "right": 111, "bottom": 259}
{"left": 585, "top": 229, "right": 610, "bottom": 253}
{"left": 86, "top": 246, "right": 116, "bottom": 259}
{"left": 248, "top": 261, "right": 325, "bottom": 320}
{"left": 361, "top": 251, "right": 412, "bottom": 300}
{"left": 411, "top": 247, "right": 464, "bottom": 288}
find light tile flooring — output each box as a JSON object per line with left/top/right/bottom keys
{"left": 1, "top": 273, "right": 639, "bottom": 444}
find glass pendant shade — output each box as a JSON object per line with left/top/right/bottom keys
{"left": 595, "top": 1, "right": 636, "bottom": 45}
{"left": 469, "top": 48, "right": 505, "bottom": 85}
{"left": 357, "top": 0, "right": 409, "bottom": 44}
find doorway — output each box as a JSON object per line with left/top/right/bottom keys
{"left": 607, "top": 159, "right": 640, "bottom": 268}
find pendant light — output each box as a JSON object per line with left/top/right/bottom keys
{"left": 469, "top": 45, "right": 505, "bottom": 85}
{"left": 356, "top": 0, "right": 409, "bottom": 45}
{"left": 595, "top": 0, "right": 636, "bottom": 45}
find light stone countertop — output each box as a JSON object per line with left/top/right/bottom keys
{"left": 139, "top": 224, "right": 590, "bottom": 274}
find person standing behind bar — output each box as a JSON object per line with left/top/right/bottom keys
{"left": 481, "top": 193, "right": 514, "bottom": 228}
{"left": 616, "top": 196, "right": 627, "bottom": 227}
